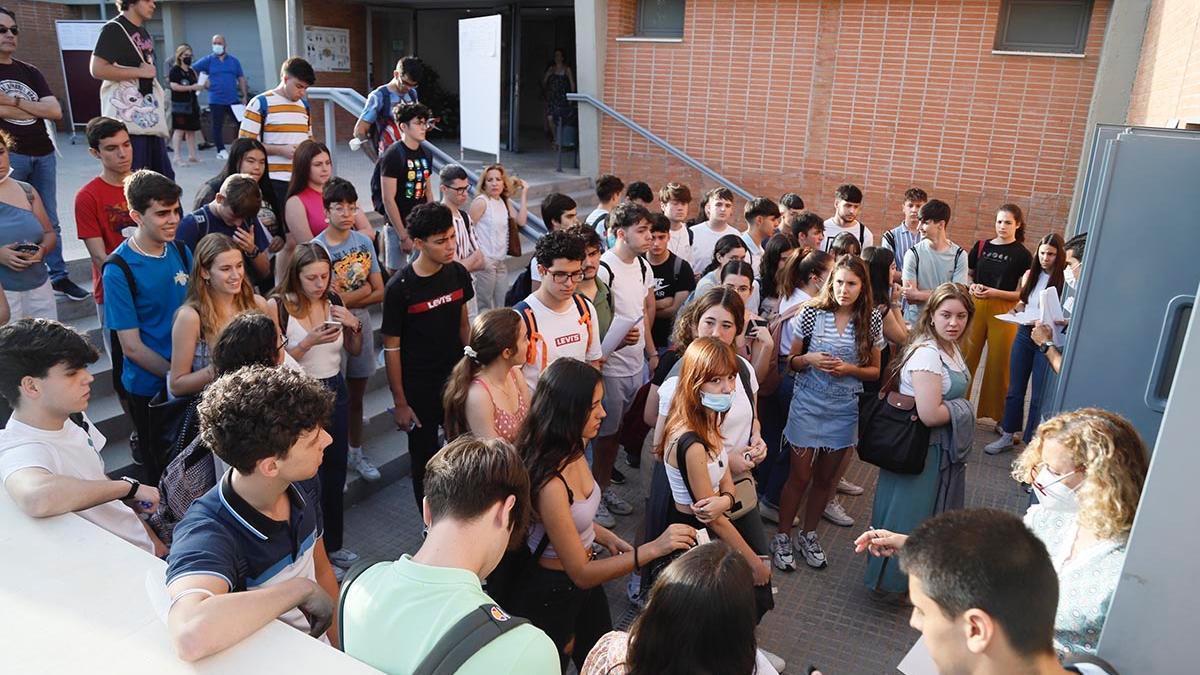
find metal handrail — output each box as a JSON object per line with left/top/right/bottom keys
{"left": 568, "top": 92, "right": 754, "bottom": 201}
{"left": 306, "top": 87, "right": 547, "bottom": 239}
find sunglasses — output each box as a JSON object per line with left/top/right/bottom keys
{"left": 0, "top": 26, "right": 19, "bottom": 36}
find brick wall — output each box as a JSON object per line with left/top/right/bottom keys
{"left": 301, "top": 0, "right": 367, "bottom": 145}
{"left": 9, "top": 1, "right": 85, "bottom": 131}
{"left": 1127, "top": 0, "right": 1200, "bottom": 127}
{"left": 599, "top": 0, "right": 1111, "bottom": 246}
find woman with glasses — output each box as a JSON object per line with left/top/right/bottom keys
{"left": 856, "top": 408, "right": 1149, "bottom": 657}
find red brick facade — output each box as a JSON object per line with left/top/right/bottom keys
{"left": 1128, "top": 0, "right": 1200, "bottom": 127}
{"left": 599, "top": 0, "right": 1111, "bottom": 245}
{"left": 8, "top": 1, "right": 84, "bottom": 132}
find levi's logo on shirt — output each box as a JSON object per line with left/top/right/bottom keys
{"left": 555, "top": 333, "right": 582, "bottom": 348}
{"left": 407, "top": 288, "right": 464, "bottom": 314}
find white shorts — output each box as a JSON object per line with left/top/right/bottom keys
{"left": 599, "top": 372, "right": 644, "bottom": 437}
{"left": 4, "top": 279, "right": 57, "bottom": 322}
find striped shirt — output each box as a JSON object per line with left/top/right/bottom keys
{"left": 238, "top": 91, "right": 312, "bottom": 182}
{"left": 881, "top": 223, "right": 922, "bottom": 266}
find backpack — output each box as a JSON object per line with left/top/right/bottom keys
{"left": 503, "top": 266, "right": 533, "bottom": 307}
{"left": 513, "top": 294, "right": 594, "bottom": 370}
{"left": 759, "top": 300, "right": 809, "bottom": 397}
{"left": 597, "top": 256, "right": 649, "bottom": 289}
{"left": 251, "top": 92, "right": 311, "bottom": 144}
{"left": 147, "top": 432, "right": 216, "bottom": 546}
{"left": 339, "top": 562, "right": 531, "bottom": 674}
{"left": 102, "top": 240, "right": 190, "bottom": 301}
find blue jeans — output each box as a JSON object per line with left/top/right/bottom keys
{"left": 9, "top": 152, "right": 67, "bottom": 281}
{"left": 210, "top": 103, "right": 233, "bottom": 151}
{"left": 1000, "top": 325, "right": 1050, "bottom": 444}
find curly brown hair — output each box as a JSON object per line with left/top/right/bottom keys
{"left": 198, "top": 365, "right": 333, "bottom": 474}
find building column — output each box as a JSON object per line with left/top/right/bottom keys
{"left": 160, "top": 2, "right": 184, "bottom": 65}
{"left": 1067, "top": 0, "right": 1153, "bottom": 230}
{"left": 255, "top": 0, "right": 290, "bottom": 88}
{"left": 574, "top": 0, "right": 605, "bottom": 178}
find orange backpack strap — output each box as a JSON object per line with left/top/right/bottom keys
{"left": 571, "top": 293, "right": 594, "bottom": 351}
{"left": 513, "top": 301, "right": 547, "bottom": 368}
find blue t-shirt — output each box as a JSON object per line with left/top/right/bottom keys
{"left": 102, "top": 240, "right": 193, "bottom": 397}
{"left": 177, "top": 205, "right": 270, "bottom": 255}
{"left": 192, "top": 53, "right": 244, "bottom": 105}
{"left": 360, "top": 84, "right": 418, "bottom": 127}
{"left": 314, "top": 229, "right": 381, "bottom": 295}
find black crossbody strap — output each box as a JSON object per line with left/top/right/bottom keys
{"left": 413, "top": 604, "right": 530, "bottom": 675}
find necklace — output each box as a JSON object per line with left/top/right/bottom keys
{"left": 129, "top": 235, "right": 166, "bottom": 258}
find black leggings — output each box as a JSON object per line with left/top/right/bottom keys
{"left": 507, "top": 565, "right": 612, "bottom": 673}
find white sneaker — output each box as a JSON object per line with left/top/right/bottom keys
{"left": 216, "top": 149, "right": 229, "bottom": 160}
{"left": 595, "top": 500, "right": 616, "bottom": 528}
{"left": 794, "top": 530, "right": 828, "bottom": 569}
{"left": 761, "top": 648, "right": 787, "bottom": 673}
{"left": 626, "top": 573, "right": 643, "bottom": 606}
{"left": 836, "top": 478, "right": 864, "bottom": 496}
{"left": 349, "top": 447, "right": 381, "bottom": 481}
{"left": 603, "top": 490, "right": 634, "bottom": 516}
{"left": 328, "top": 548, "right": 360, "bottom": 568}
{"left": 822, "top": 498, "right": 855, "bottom": 527}
{"left": 770, "top": 532, "right": 796, "bottom": 571}
{"left": 985, "top": 432, "right": 1015, "bottom": 455}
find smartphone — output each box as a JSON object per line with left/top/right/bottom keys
{"left": 12, "top": 242, "right": 39, "bottom": 255}
{"left": 695, "top": 529, "right": 712, "bottom": 546}
{"left": 323, "top": 320, "right": 342, "bottom": 332}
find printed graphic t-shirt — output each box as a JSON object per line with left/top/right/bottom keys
{"left": 314, "top": 229, "right": 381, "bottom": 295}
{"left": 93, "top": 16, "right": 156, "bottom": 95}
{"left": 381, "top": 261, "right": 474, "bottom": 377}
{"left": 379, "top": 141, "right": 433, "bottom": 224}
{"left": 0, "top": 59, "right": 55, "bottom": 156}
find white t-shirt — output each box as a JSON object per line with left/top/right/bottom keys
{"left": 658, "top": 355, "right": 759, "bottom": 455}
{"left": 0, "top": 414, "right": 154, "bottom": 553}
{"left": 667, "top": 225, "right": 692, "bottom": 264}
{"left": 520, "top": 292, "right": 603, "bottom": 390}
{"left": 777, "top": 288, "right": 812, "bottom": 356}
{"left": 822, "top": 217, "right": 875, "bottom": 250}
{"left": 688, "top": 221, "right": 736, "bottom": 275}
{"left": 598, "top": 250, "right": 654, "bottom": 377}
{"left": 586, "top": 208, "right": 610, "bottom": 241}
{"left": 898, "top": 339, "right": 968, "bottom": 396}
{"left": 529, "top": 256, "right": 541, "bottom": 283}
{"left": 739, "top": 230, "right": 765, "bottom": 278}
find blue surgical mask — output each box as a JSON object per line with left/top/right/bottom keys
{"left": 700, "top": 391, "right": 733, "bottom": 413}
{"left": 606, "top": 232, "right": 617, "bottom": 249}
{"left": 212, "top": 44, "right": 225, "bottom": 55}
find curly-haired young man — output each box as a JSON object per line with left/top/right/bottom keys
{"left": 164, "top": 365, "right": 340, "bottom": 661}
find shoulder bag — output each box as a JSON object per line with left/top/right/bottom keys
{"left": 857, "top": 347, "right": 932, "bottom": 475}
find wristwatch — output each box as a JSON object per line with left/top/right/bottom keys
{"left": 1038, "top": 342, "right": 1054, "bottom": 354}
{"left": 119, "top": 476, "right": 140, "bottom": 501}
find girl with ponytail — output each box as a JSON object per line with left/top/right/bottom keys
{"left": 442, "top": 308, "right": 530, "bottom": 442}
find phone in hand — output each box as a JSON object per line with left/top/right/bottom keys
{"left": 12, "top": 242, "right": 39, "bottom": 255}
{"left": 323, "top": 320, "right": 343, "bottom": 333}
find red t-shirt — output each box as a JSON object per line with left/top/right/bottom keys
{"left": 75, "top": 176, "right": 136, "bottom": 304}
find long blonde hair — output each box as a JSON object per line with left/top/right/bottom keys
{"left": 476, "top": 164, "right": 511, "bottom": 201}
{"left": 185, "top": 233, "right": 259, "bottom": 340}
{"left": 173, "top": 43, "right": 193, "bottom": 68}
{"left": 1012, "top": 408, "right": 1149, "bottom": 540}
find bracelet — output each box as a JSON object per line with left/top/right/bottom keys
{"left": 719, "top": 490, "right": 736, "bottom": 512}
{"left": 633, "top": 544, "right": 641, "bottom": 571}
{"left": 169, "top": 587, "right": 215, "bottom": 612}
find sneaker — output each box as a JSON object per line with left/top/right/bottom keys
{"left": 822, "top": 498, "right": 855, "bottom": 527}
{"left": 759, "top": 500, "right": 800, "bottom": 527}
{"left": 349, "top": 447, "right": 381, "bottom": 481}
{"left": 216, "top": 149, "right": 229, "bottom": 160}
{"left": 327, "top": 548, "right": 360, "bottom": 568}
{"left": 794, "top": 530, "right": 828, "bottom": 569}
{"left": 610, "top": 467, "right": 626, "bottom": 485}
{"left": 595, "top": 500, "right": 616, "bottom": 528}
{"left": 625, "top": 448, "right": 641, "bottom": 469}
{"left": 603, "top": 490, "right": 633, "bottom": 516}
{"left": 52, "top": 278, "right": 91, "bottom": 301}
{"left": 985, "top": 432, "right": 1015, "bottom": 455}
{"left": 626, "top": 572, "right": 643, "bottom": 606}
{"left": 761, "top": 648, "right": 787, "bottom": 673}
{"left": 770, "top": 532, "right": 797, "bottom": 571}
{"left": 836, "top": 478, "right": 864, "bottom": 496}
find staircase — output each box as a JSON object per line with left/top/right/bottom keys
{"left": 63, "top": 173, "right": 595, "bottom": 506}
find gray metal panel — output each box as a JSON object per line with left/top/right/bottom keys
{"left": 179, "top": 2, "right": 265, "bottom": 95}
{"left": 1071, "top": 124, "right": 1125, "bottom": 236}
{"left": 1097, "top": 282, "right": 1200, "bottom": 672}
{"left": 1051, "top": 128, "right": 1200, "bottom": 441}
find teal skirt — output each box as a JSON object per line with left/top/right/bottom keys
{"left": 864, "top": 442, "right": 943, "bottom": 594}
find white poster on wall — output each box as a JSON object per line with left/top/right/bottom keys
{"left": 458, "top": 14, "right": 501, "bottom": 159}
{"left": 304, "top": 25, "right": 351, "bottom": 72}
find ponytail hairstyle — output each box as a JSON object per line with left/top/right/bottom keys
{"left": 758, "top": 233, "right": 796, "bottom": 301}
{"left": 810, "top": 254, "right": 876, "bottom": 365}
{"left": 443, "top": 309, "right": 524, "bottom": 440}
{"left": 777, "top": 247, "right": 832, "bottom": 298}
{"left": 997, "top": 203, "right": 1027, "bottom": 243}
{"left": 1019, "top": 232, "right": 1066, "bottom": 303}
{"left": 657, "top": 337, "right": 739, "bottom": 460}
{"left": 702, "top": 234, "right": 748, "bottom": 276}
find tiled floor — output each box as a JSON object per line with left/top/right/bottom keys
{"left": 343, "top": 421, "right": 1030, "bottom": 674}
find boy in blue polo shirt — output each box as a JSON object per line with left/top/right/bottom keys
{"left": 165, "top": 366, "right": 341, "bottom": 662}
{"left": 102, "top": 170, "right": 191, "bottom": 484}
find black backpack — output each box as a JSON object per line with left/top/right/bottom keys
{"left": 503, "top": 266, "right": 534, "bottom": 307}
{"left": 102, "top": 240, "right": 190, "bottom": 300}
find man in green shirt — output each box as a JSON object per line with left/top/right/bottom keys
{"left": 341, "top": 436, "right": 559, "bottom": 674}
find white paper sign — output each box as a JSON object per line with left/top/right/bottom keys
{"left": 55, "top": 21, "right": 105, "bottom": 51}
{"left": 458, "top": 15, "right": 502, "bottom": 157}
{"left": 304, "top": 25, "right": 351, "bottom": 72}
{"left": 601, "top": 314, "right": 643, "bottom": 358}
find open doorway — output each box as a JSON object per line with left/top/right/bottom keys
{"left": 517, "top": 6, "right": 576, "bottom": 153}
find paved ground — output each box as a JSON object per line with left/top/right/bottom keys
{"left": 343, "top": 421, "right": 1030, "bottom": 675}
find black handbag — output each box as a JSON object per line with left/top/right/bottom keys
{"left": 857, "top": 352, "right": 931, "bottom": 475}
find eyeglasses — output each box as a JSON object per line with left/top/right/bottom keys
{"left": 547, "top": 270, "right": 585, "bottom": 284}
{"left": 444, "top": 184, "right": 470, "bottom": 194}
{"left": 1029, "top": 462, "right": 1079, "bottom": 495}
{"left": 0, "top": 26, "right": 19, "bottom": 36}
{"left": 329, "top": 204, "right": 360, "bottom": 215}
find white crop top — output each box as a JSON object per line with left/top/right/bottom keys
{"left": 664, "top": 431, "right": 728, "bottom": 506}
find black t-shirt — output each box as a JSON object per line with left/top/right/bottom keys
{"left": 379, "top": 141, "right": 433, "bottom": 224}
{"left": 93, "top": 16, "right": 156, "bottom": 95}
{"left": 650, "top": 252, "right": 696, "bottom": 348}
{"left": 380, "top": 260, "right": 474, "bottom": 377}
{"left": 968, "top": 240, "right": 1032, "bottom": 291}
{"left": 168, "top": 65, "right": 197, "bottom": 104}
{"left": 0, "top": 59, "right": 55, "bottom": 156}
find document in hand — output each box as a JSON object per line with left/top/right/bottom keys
{"left": 601, "top": 314, "right": 643, "bottom": 358}
{"left": 1039, "top": 287, "right": 1066, "bottom": 346}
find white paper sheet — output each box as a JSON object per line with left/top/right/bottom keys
{"left": 1039, "top": 286, "right": 1067, "bottom": 346}
{"left": 898, "top": 636, "right": 939, "bottom": 675}
{"left": 231, "top": 103, "right": 246, "bottom": 122}
{"left": 601, "top": 314, "right": 643, "bottom": 358}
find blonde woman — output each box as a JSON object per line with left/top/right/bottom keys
{"left": 856, "top": 408, "right": 1150, "bottom": 656}
{"left": 468, "top": 163, "right": 528, "bottom": 310}
{"left": 168, "top": 233, "right": 268, "bottom": 397}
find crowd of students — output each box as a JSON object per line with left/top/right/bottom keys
{"left": 0, "top": 3, "right": 1134, "bottom": 671}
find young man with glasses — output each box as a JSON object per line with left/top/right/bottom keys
{"left": 438, "top": 164, "right": 483, "bottom": 317}
{"left": 354, "top": 56, "right": 423, "bottom": 162}
{"left": 516, "top": 230, "right": 601, "bottom": 391}
{"left": 379, "top": 103, "right": 435, "bottom": 274}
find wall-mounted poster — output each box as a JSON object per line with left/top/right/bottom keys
{"left": 304, "top": 25, "right": 351, "bottom": 72}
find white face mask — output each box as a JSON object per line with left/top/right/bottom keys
{"left": 1064, "top": 265, "right": 1078, "bottom": 289}
{"left": 1034, "top": 465, "right": 1080, "bottom": 512}
{"left": 212, "top": 44, "right": 225, "bottom": 56}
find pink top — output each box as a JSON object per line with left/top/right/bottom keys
{"left": 471, "top": 368, "right": 529, "bottom": 443}
{"left": 298, "top": 186, "right": 327, "bottom": 236}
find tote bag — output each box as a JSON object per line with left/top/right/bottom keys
{"left": 99, "top": 21, "right": 169, "bottom": 138}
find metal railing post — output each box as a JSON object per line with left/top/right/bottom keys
{"left": 323, "top": 99, "right": 336, "bottom": 157}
